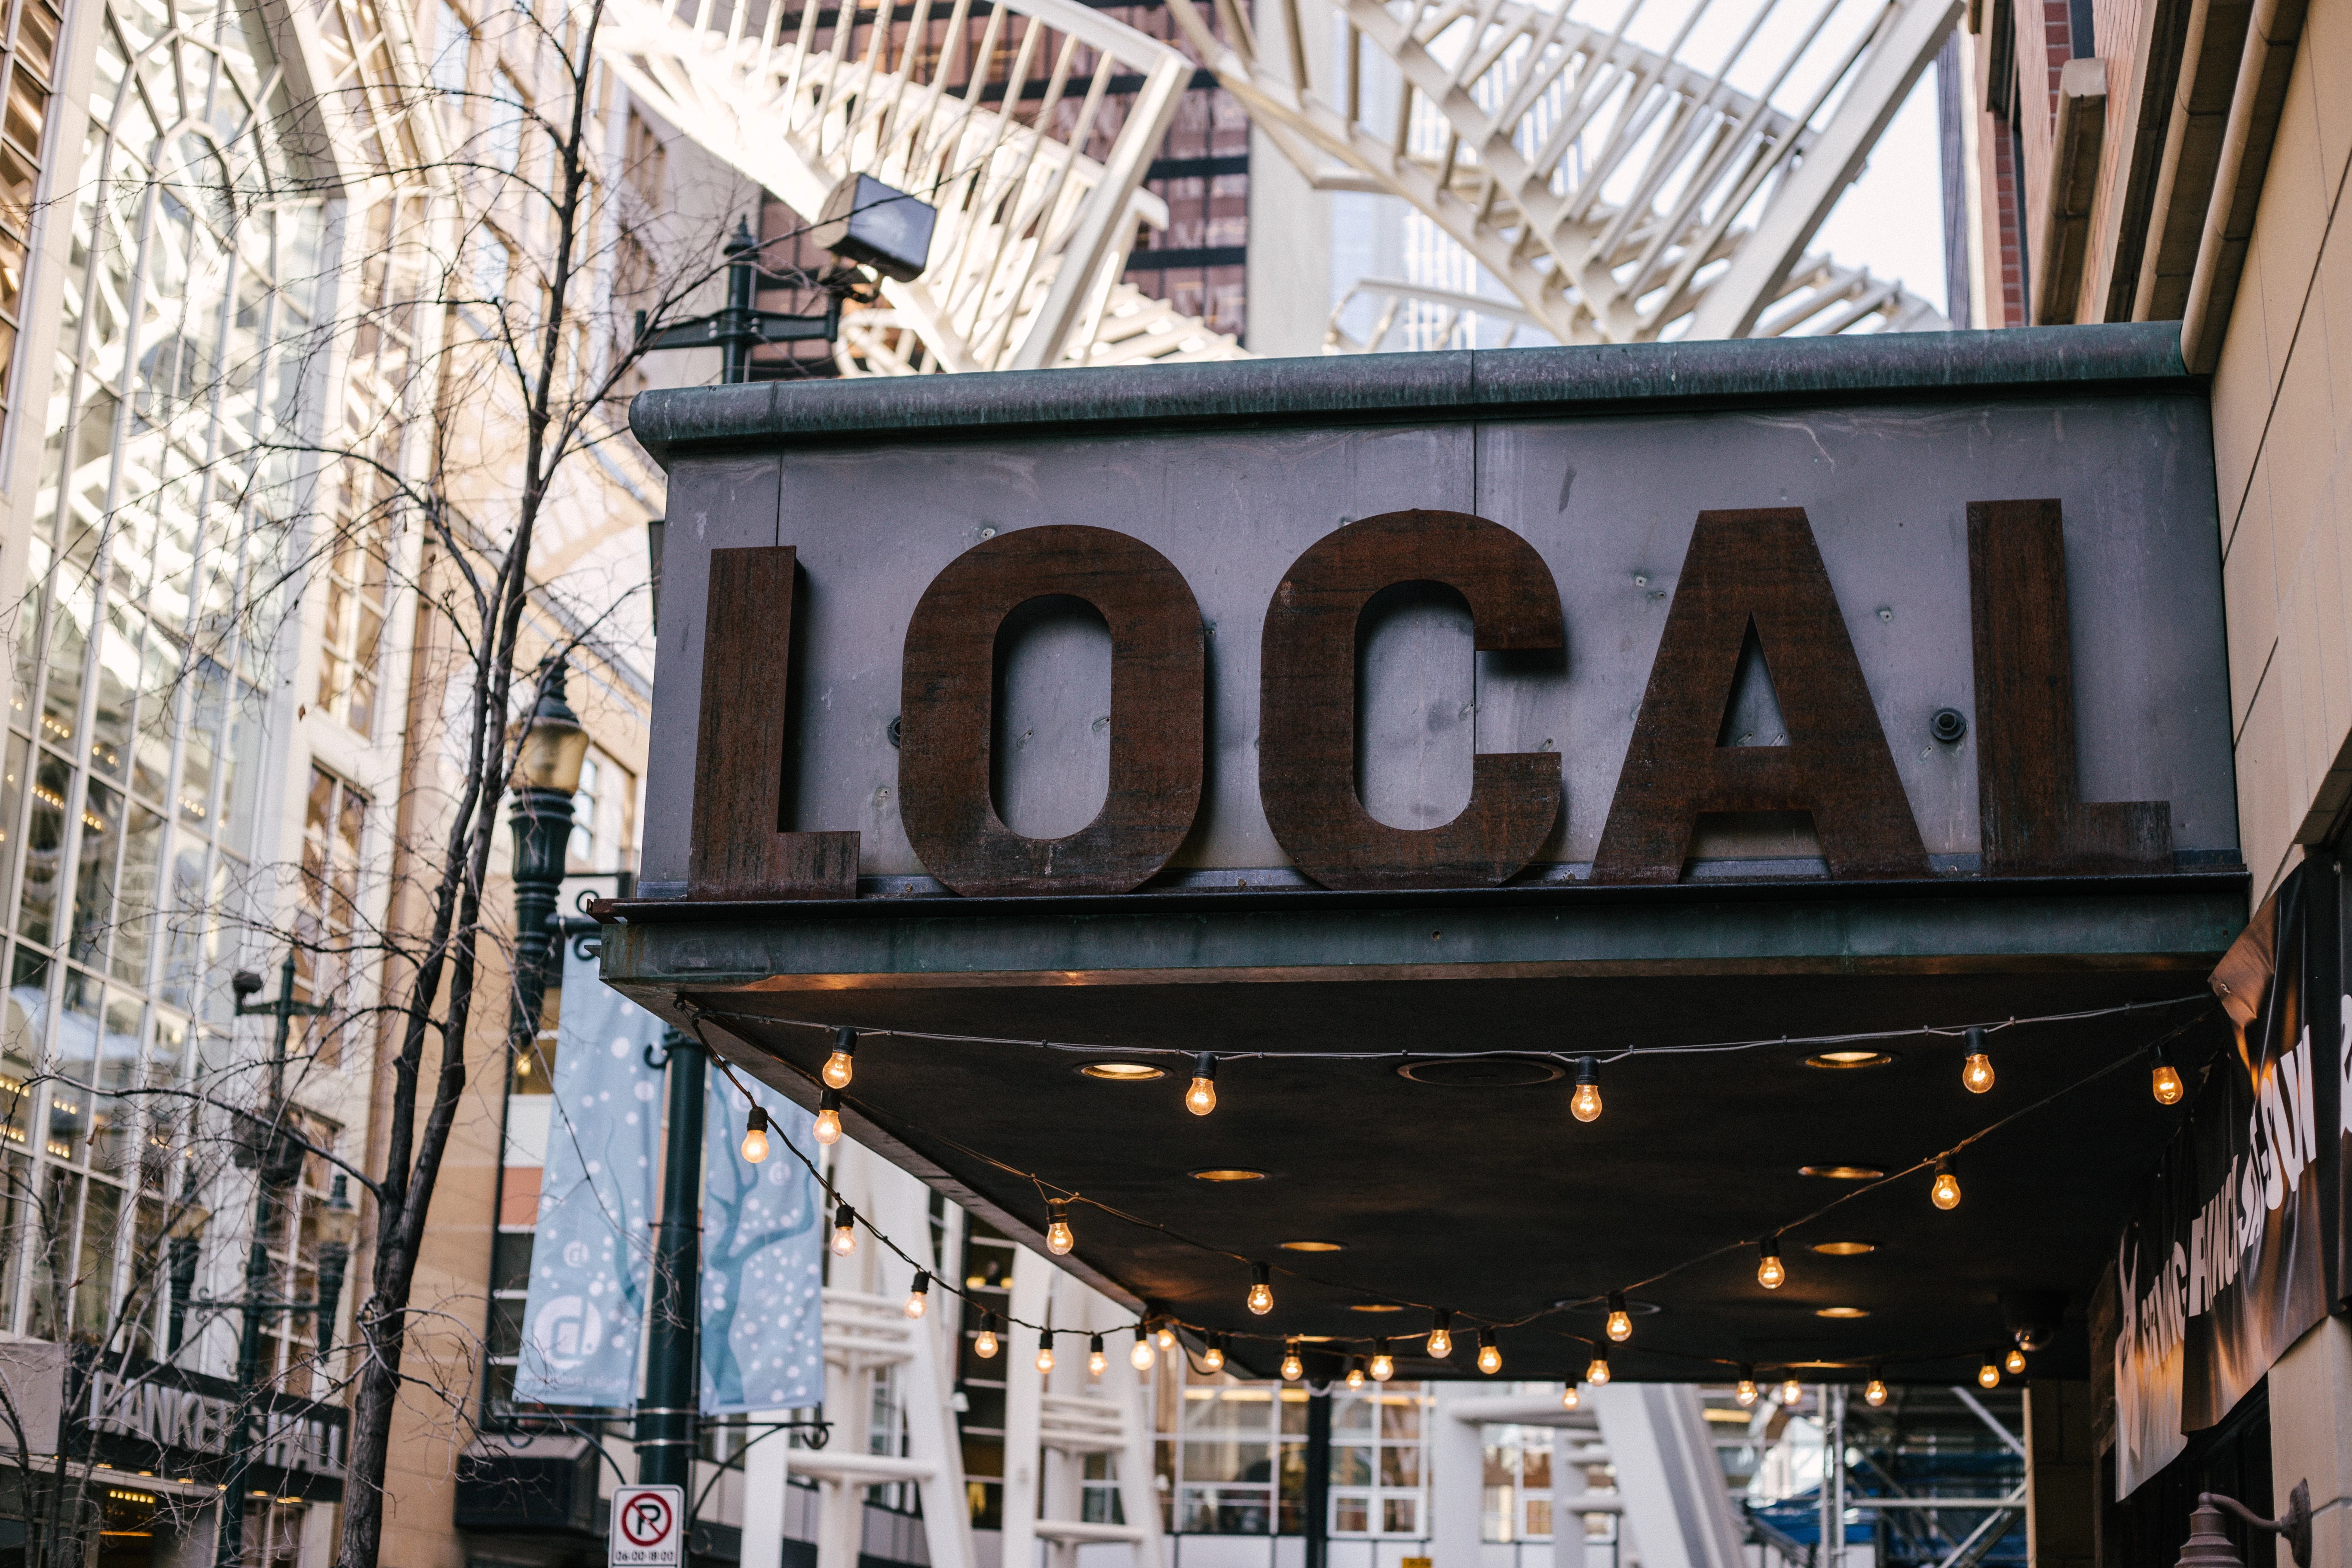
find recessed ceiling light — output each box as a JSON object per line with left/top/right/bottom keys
{"left": 1349, "top": 1303, "right": 1405, "bottom": 1313}
{"left": 1281, "top": 1240, "right": 1345, "bottom": 1252}
{"left": 1811, "top": 1240, "right": 1878, "bottom": 1256}
{"left": 1189, "top": 1167, "right": 1268, "bottom": 1182}
{"left": 1079, "top": 1061, "right": 1167, "bottom": 1081}
{"left": 1806, "top": 1050, "right": 1896, "bottom": 1069}
{"left": 1800, "top": 1164, "right": 1887, "bottom": 1181}
{"left": 1815, "top": 1306, "right": 1871, "bottom": 1319}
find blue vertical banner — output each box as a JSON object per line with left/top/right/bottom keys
{"left": 701, "top": 1073, "right": 825, "bottom": 1412}
{"left": 514, "top": 943, "right": 665, "bottom": 1406}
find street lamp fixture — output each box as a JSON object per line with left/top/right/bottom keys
{"left": 512, "top": 661, "right": 592, "bottom": 796}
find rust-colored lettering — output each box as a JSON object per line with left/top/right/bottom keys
{"left": 899, "top": 526, "right": 1205, "bottom": 896}
{"left": 1592, "top": 508, "right": 1927, "bottom": 883}
{"left": 1968, "top": 499, "right": 2172, "bottom": 873}
{"left": 689, "top": 545, "right": 860, "bottom": 899}
{"left": 1259, "top": 510, "right": 1564, "bottom": 890}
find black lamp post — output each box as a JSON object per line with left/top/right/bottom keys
{"left": 509, "top": 659, "right": 592, "bottom": 1062}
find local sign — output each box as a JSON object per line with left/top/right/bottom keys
{"left": 634, "top": 339, "right": 2234, "bottom": 904}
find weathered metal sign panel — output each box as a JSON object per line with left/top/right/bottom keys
{"left": 631, "top": 327, "right": 2234, "bottom": 901}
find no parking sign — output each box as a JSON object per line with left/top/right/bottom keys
{"left": 610, "top": 1485, "right": 686, "bottom": 1568}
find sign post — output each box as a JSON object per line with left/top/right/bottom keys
{"left": 610, "top": 1485, "right": 687, "bottom": 1568}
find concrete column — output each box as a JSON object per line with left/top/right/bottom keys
{"left": 1002, "top": 1251, "right": 1052, "bottom": 1568}
{"left": 1428, "top": 1383, "right": 1486, "bottom": 1568}
{"left": 2267, "top": 1315, "right": 2352, "bottom": 1568}
{"left": 1553, "top": 1429, "right": 1583, "bottom": 1568}
{"left": 872, "top": 1157, "right": 978, "bottom": 1568}
{"left": 2023, "top": 1381, "right": 2094, "bottom": 1568}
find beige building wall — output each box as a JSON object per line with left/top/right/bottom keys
{"left": 2202, "top": 0, "right": 2352, "bottom": 898}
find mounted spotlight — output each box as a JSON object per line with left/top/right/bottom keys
{"left": 815, "top": 173, "right": 937, "bottom": 283}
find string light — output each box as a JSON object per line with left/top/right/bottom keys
{"left": 1037, "top": 1332, "right": 1055, "bottom": 1373}
{"left": 904, "top": 1270, "right": 931, "bottom": 1319}
{"left": 1757, "top": 1236, "right": 1786, "bottom": 1289}
{"left": 1780, "top": 1376, "right": 1804, "bottom": 1407}
{"left": 1735, "top": 1367, "right": 1758, "bottom": 1408}
{"left": 1131, "top": 1330, "right": 1156, "bottom": 1371}
{"left": 1977, "top": 1353, "right": 2000, "bottom": 1390}
{"left": 1605, "top": 1292, "right": 1632, "bottom": 1343}
{"left": 1427, "top": 1309, "right": 1453, "bottom": 1360}
{"left": 1962, "top": 1026, "right": 1995, "bottom": 1094}
{"left": 1560, "top": 1384, "right": 1580, "bottom": 1410}
{"left": 1156, "top": 1323, "right": 1177, "bottom": 1351}
{"left": 740, "top": 1106, "right": 771, "bottom": 1164}
{"left": 1203, "top": 1333, "right": 1225, "bottom": 1372}
{"left": 1345, "top": 1357, "right": 1365, "bottom": 1390}
{"left": 975, "top": 1314, "right": 1000, "bottom": 1359}
{"left": 831, "top": 1203, "right": 857, "bottom": 1256}
{"left": 1089, "top": 1335, "right": 1108, "bottom": 1377}
{"left": 1281, "top": 1340, "right": 1303, "bottom": 1381}
{"left": 1477, "top": 1329, "right": 1502, "bottom": 1375}
{"left": 2151, "top": 1041, "right": 2184, "bottom": 1105}
{"left": 1586, "top": 1344, "right": 1610, "bottom": 1386}
{"left": 823, "top": 1026, "right": 858, "bottom": 1090}
{"left": 2005, "top": 1347, "right": 2026, "bottom": 1375}
{"left": 1186, "top": 1053, "right": 1218, "bottom": 1116}
{"left": 1046, "top": 1201, "right": 1075, "bottom": 1256}
{"left": 1370, "top": 1339, "right": 1394, "bottom": 1381}
{"left": 1865, "top": 1369, "right": 1888, "bottom": 1407}
{"left": 814, "top": 1090, "right": 843, "bottom": 1146}
{"left": 1248, "top": 1263, "right": 1274, "bottom": 1316}
{"left": 1571, "top": 1057, "right": 1603, "bottom": 1123}
{"left": 1931, "top": 1158, "right": 1961, "bottom": 1210}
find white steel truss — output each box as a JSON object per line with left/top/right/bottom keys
{"left": 592, "top": 0, "right": 1248, "bottom": 372}
{"left": 1167, "top": 0, "right": 1956, "bottom": 344}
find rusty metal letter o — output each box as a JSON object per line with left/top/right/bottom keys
{"left": 899, "top": 525, "right": 1205, "bottom": 896}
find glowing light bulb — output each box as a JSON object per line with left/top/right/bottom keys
{"left": 2005, "top": 1347, "right": 2026, "bottom": 1375}
{"left": 1247, "top": 1263, "right": 1274, "bottom": 1316}
{"left": 1978, "top": 1356, "right": 2000, "bottom": 1390}
{"left": 741, "top": 1106, "right": 771, "bottom": 1164}
{"left": 1586, "top": 1353, "right": 1610, "bottom": 1387}
{"left": 1865, "top": 1375, "right": 1888, "bottom": 1407}
{"left": 1571, "top": 1057, "right": 1602, "bottom": 1123}
{"left": 1186, "top": 1052, "right": 1218, "bottom": 1116}
{"left": 1037, "top": 1335, "right": 1055, "bottom": 1374}
{"left": 1046, "top": 1201, "right": 1074, "bottom": 1256}
{"left": 1780, "top": 1378, "right": 1804, "bottom": 1407}
{"left": 1344, "top": 1358, "right": 1365, "bottom": 1390}
{"left": 1203, "top": 1335, "right": 1225, "bottom": 1372}
{"left": 831, "top": 1203, "right": 857, "bottom": 1256}
{"left": 1757, "top": 1237, "right": 1786, "bottom": 1290}
{"left": 823, "top": 1026, "right": 857, "bottom": 1090}
{"left": 1931, "top": 1161, "right": 1961, "bottom": 1210}
{"left": 1131, "top": 1334, "right": 1156, "bottom": 1371}
{"left": 904, "top": 1270, "right": 931, "bottom": 1319}
{"left": 1427, "top": 1310, "right": 1453, "bottom": 1360}
{"left": 1157, "top": 1325, "right": 1176, "bottom": 1351}
{"left": 814, "top": 1089, "right": 843, "bottom": 1146}
{"left": 2152, "top": 1044, "right": 2185, "bottom": 1106}
{"left": 1281, "top": 1341, "right": 1304, "bottom": 1381}
{"left": 1605, "top": 1292, "right": 1632, "bottom": 1343}
{"left": 1963, "top": 1053, "right": 1994, "bottom": 1093}
{"left": 1370, "top": 1340, "right": 1394, "bottom": 1381}
{"left": 1088, "top": 1335, "right": 1107, "bottom": 1377}
{"left": 1477, "top": 1331, "right": 1501, "bottom": 1375}
{"left": 1560, "top": 1385, "right": 1580, "bottom": 1410}
{"left": 1735, "top": 1372, "right": 1758, "bottom": 1409}
{"left": 975, "top": 1321, "right": 1000, "bottom": 1359}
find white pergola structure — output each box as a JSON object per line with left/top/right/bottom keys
{"left": 595, "top": 0, "right": 1251, "bottom": 372}
{"left": 1167, "top": 0, "right": 1957, "bottom": 345}
{"left": 594, "top": 0, "right": 1955, "bottom": 371}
